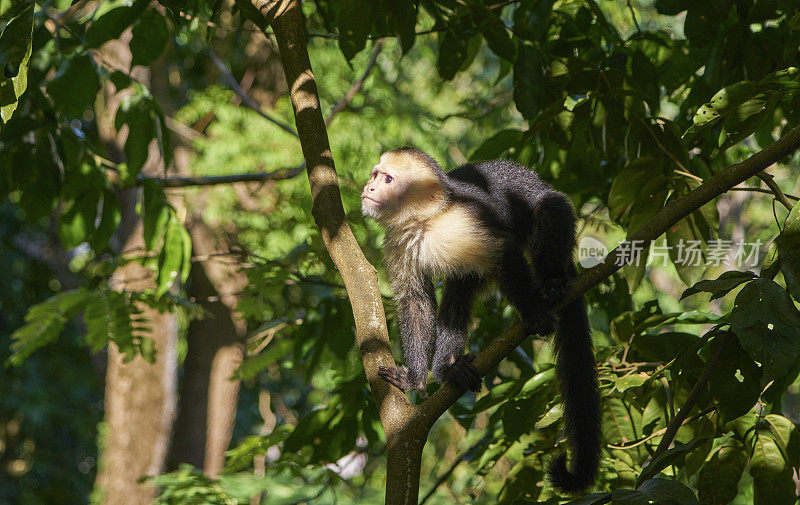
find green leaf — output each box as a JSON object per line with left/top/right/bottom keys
{"left": 698, "top": 438, "right": 747, "bottom": 505}
{"left": 0, "top": 3, "right": 33, "bottom": 123}
{"left": 9, "top": 289, "right": 92, "bottom": 365}
{"left": 130, "top": 10, "right": 169, "bottom": 67}
{"left": 637, "top": 439, "right": 709, "bottom": 486}
{"left": 156, "top": 216, "right": 189, "bottom": 296}
{"left": 338, "top": 0, "right": 375, "bottom": 61}
{"left": 708, "top": 336, "right": 762, "bottom": 422}
{"left": 513, "top": 0, "right": 553, "bottom": 41}
{"left": 472, "top": 379, "right": 523, "bottom": 413}
{"left": 142, "top": 180, "right": 170, "bottom": 250}
{"left": 776, "top": 202, "right": 800, "bottom": 299}
{"left": 533, "top": 403, "right": 562, "bottom": 429}
{"left": 86, "top": 1, "right": 148, "bottom": 48}
{"left": 483, "top": 19, "right": 516, "bottom": 61}
{"left": 223, "top": 426, "right": 292, "bottom": 473}
{"left": 681, "top": 271, "right": 757, "bottom": 301}
{"left": 612, "top": 489, "right": 650, "bottom": 505}
{"left": 764, "top": 414, "right": 800, "bottom": 467}
{"left": 437, "top": 30, "right": 468, "bottom": 80}
{"left": 760, "top": 67, "right": 800, "bottom": 91}
{"left": 750, "top": 432, "right": 796, "bottom": 505}
{"left": 387, "top": 0, "right": 416, "bottom": 54}
{"left": 614, "top": 373, "right": 649, "bottom": 393}
{"left": 470, "top": 129, "right": 523, "bottom": 161}
{"left": 92, "top": 189, "right": 121, "bottom": 252}
{"left": 688, "top": 82, "right": 757, "bottom": 130}
{"left": 58, "top": 190, "right": 101, "bottom": 248}
{"left": 498, "top": 460, "right": 544, "bottom": 503}
{"left": 608, "top": 158, "right": 660, "bottom": 220}
{"left": 84, "top": 290, "right": 136, "bottom": 356}
{"left": 603, "top": 397, "right": 642, "bottom": 447}
{"left": 115, "top": 96, "right": 156, "bottom": 178}
{"left": 46, "top": 54, "right": 101, "bottom": 117}
{"left": 566, "top": 492, "right": 612, "bottom": 505}
{"left": 666, "top": 211, "right": 706, "bottom": 286}
{"left": 513, "top": 42, "right": 544, "bottom": 119}
{"left": 731, "top": 278, "right": 800, "bottom": 384}
{"left": 637, "top": 478, "right": 698, "bottom": 505}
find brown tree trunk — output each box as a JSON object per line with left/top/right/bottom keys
{"left": 93, "top": 36, "right": 178, "bottom": 505}
{"left": 96, "top": 189, "right": 178, "bottom": 505}
{"left": 168, "top": 218, "right": 245, "bottom": 477}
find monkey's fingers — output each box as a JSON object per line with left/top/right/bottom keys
{"left": 445, "top": 354, "right": 482, "bottom": 392}
{"left": 378, "top": 365, "right": 411, "bottom": 391}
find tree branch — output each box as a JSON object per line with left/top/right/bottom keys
{"left": 137, "top": 164, "right": 305, "bottom": 187}
{"left": 208, "top": 48, "right": 298, "bottom": 138}
{"left": 419, "top": 123, "right": 800, "bottom": 425}
{"left": 756, "top": 172, "right": 794, "bottom": 211}
{"left": 729, "top": 186, "right": 800, "bottom": 201}
{"left": 325, "top": 39, "right": 384, "bottom": 126}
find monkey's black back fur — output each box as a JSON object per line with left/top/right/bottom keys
{"left": 443, "top": 160, "right": 601, "bottom": 492}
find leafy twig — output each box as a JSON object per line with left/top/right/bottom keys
{"left": 650, "top": 334, "right": 731, "bottom": 459}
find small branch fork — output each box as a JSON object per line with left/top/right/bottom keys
{"left": 254, "top": 1, "right": 800, "bottom": 503}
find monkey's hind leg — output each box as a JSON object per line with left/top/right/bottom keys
{"left": 433, "top": 275, "right": 484, "bottom": 391}
{"left": 499, "top": 246, "right": 557, "bottom": 336}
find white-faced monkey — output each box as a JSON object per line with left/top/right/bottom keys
{"left": 361, "top": 147, "right": 600, "bottom": 492}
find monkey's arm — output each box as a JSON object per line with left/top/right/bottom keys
{"left": 378, "top": 274, "right": 437, "bottom": 394}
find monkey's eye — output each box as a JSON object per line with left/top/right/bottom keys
{"left": 385, "top": 175, "right": 393, "bottom": 183}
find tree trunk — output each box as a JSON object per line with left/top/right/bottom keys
{"left": 168, "top": 219, "right": 245, "bottom": 477}
{"left": 93, "top": 36, "right": 178, "bottom": 505}
{"left": 95, "top": 188, "right": 178, "bottom": 505}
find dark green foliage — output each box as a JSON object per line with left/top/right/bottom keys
{"left": 46, "top": 54, "right": 101, "bottom": 117}
{"left": 731, "top": 278, "right": 800, "bottom": 384}
{"left": 131, "top": 10, "right": 170, "bottom": 68}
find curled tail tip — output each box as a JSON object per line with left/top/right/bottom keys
{"left": 547, "top": 453, "right": 597, "bottom": 494}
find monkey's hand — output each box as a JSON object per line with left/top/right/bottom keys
{"left": 378, "top": 366, "right": 428, "bottom": 398}
{"left": 443, "top": 353, "right": 482, "bottom": 392}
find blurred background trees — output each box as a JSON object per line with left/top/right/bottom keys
{"left": 1, "top": 0, "right": 799, "bottom": 504}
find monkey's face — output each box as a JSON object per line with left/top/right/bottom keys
{"left": 361, "top": 155, "right": 401, "bottom": 220}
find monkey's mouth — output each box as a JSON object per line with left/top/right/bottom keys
{"left": 361, "top": 196, "right": 382, "bottom": 206}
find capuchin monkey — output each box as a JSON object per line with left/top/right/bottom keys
{"left": 361, "top": 147, "right": 600, "bottom": 492}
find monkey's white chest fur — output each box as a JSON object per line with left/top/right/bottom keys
{"left": 385, "top": 205, "right": 500, "bottom": 282}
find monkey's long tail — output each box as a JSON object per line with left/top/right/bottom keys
{"left": 548, "top": 294, "right": 601, "bottom": 493}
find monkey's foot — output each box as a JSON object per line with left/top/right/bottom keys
{"left": 378, "top": 366, "right": 428, "bottom": 397}
{"left": 443, "top": 353, "right": 482, "bottom": 392}
{"left": 524, "top": 311, "right": 557, "bottom": 336}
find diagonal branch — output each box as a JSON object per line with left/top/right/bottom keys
{"left": 418, "top": 123, "right": 800, "bottom": 425}
{"left": 208, "top": 48, "right": 298, "bottom": 138}
{"left": 325, "top": 39, "right": 384, "bottom": 126}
